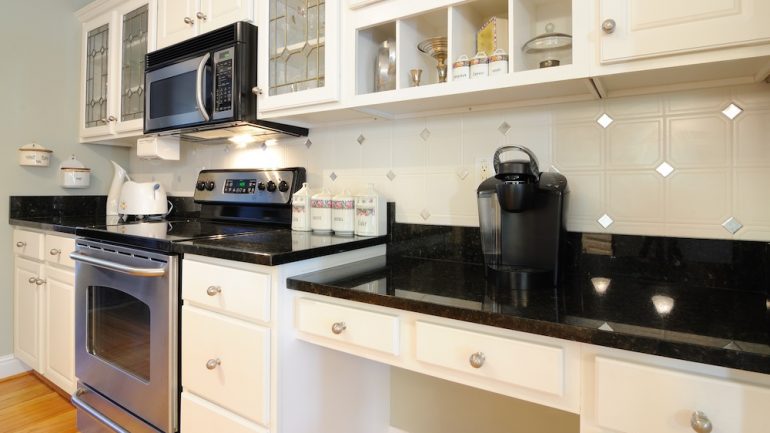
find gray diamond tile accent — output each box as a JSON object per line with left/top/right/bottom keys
{"left": 656, "top": 161, "right": 674, "bottom": 177}
{"left": 498, "top": 121, "right": 511, "bottom": 135}
{"left": 550, "top": 165, "right": 561, "bottom": 174}
{"left": 456, "top": 169, "right": 469, "bottom": 180}
{"left": 597, "top": 113, "right": 614, "bottom": 128}
{"left": 304, "top": 139, "right": 312, "bottom": 148}
{"left": 357, "top": 134, "right": 366, "bottom": 145}
{"left": 420, "top": 209, "right": 431, "bottom": 221}
{"left": 598, "top": 214, "right": 614, "bottom": 229}
{"left": 721, "top": 103, "right": 743, "bottom": 120}
{"left": 329, "top": 172, "right": 337, "bottom": 181}
{"left": 722, "top": 217, "right": 743, "bottom": 234}
{"left": 598, "top": 322, "right": 614, "bottom": 332}
{"left": 723, "top": 341, "right": 743, "bottom": 351}
{"left": 420, "top": 128, "right": 431, "bottom": 141}
{"left": 386, "top": 170, "right": 396, "bottom": 181}
{"left": 260, "top": 143, "right": 267, "bottom": 151}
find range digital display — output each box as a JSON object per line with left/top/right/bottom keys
{"left": 224, "top": 179, "right": 257, "bottom": 194}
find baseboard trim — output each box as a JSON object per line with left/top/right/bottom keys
{"left": 0, "top": 354, "right": 31, "bottom": 380}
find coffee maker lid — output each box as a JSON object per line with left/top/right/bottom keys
{"left": 493, "top": 145, "right": 540, "bottom": 180}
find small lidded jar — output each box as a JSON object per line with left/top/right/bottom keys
{"left": 452, "top": 55, "right": 470, "bottom": 81}
{"left": 310, "top": 187, "right": 333, "bottom": 233}
{"left": 488, "top": 49, "right": 509, "bottom": 77}
{"left": 470, "top": 51, "right": 489, "bottom": 79}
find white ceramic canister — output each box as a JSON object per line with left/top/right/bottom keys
{"left": 291, "top": 182, "right": 312, "bottom": 231}
{"left": 18, "top": 143, "right": 52, "bottom": 166}
{"left": 488, "top": 49, "right": 509, "bottom": 77}
{"left": 470, "top": 51, "right": 489, "bottom": 79}
{"left": 332, "top": 189, "right": 355, "bottom": 235}
{"left": 310, "top": 187, "right": 333, "bottom": 233}
{"left": 355, "top": 184, "right": 387, "bottom": 237}
{"left": 452, "top": 55, "right": 470, "bottom": 81}
{"left": 60, "top": 168, "right": 91, "bottom": 188}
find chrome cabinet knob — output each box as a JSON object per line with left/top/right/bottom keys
{"left": 196, "top": 12, "right": 207, "bottom": 20}
{"left": 331, "top": 322, "right": 347, "bottom": 335}
{"left": 184, "top": 16, "right": 194, "bottom": 24}
{"left": 251, "top": 87, "right": 263, "bottom": 95}
{"left": 602, "top": 18, "right": 616, "bottom": 34}
{"left": 28, "top": 277, "right": 37, "bottom": 284}
{"left": 206, "top": 286, "right": 221, "bottom": 296}
{"left": 469, "top": 352, "right": 486, "bottom": 369}
{"left": 16, "top": 241, "right": 26, "bottom": 247}
{"left": 690, "top": 411, "right": 713, "bottom": 433}
{"left": 49, "top": 248, "right": 61, "bottom": 256}
{"left": 206, "top": 358, "right": 221, "bottom": 370}
{"left": 35, "top": 278, "right": 46, "bottom": 286}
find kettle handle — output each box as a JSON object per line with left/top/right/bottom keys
{"left": 493, "top": 145, "right": 540, "bottom": 180}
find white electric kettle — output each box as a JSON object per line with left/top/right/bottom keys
{"left": 118, "top": 181, "right": 169, "bottom": 218}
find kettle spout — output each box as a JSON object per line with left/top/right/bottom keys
{"left": 106, "top": 161, "right": 130, "bottom": 216}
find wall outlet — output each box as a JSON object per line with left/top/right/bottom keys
{"left": 476, "top": 157, "right": 493, "bottom": 183}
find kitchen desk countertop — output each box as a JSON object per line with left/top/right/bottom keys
{"left": 287, "top": 254, "right": 770, "bottom": 375}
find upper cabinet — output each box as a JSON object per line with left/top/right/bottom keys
{"left": 256, "top": 0, "right": 341, "bottom": 112}
{"left": 598, "top": 0, "right": 770, "bottom": 64}
{"left": 78, "top": 0, "right": 156, "bottom": 143}
{"left": 156, "top": 0, "right": 254, "bottom": 49}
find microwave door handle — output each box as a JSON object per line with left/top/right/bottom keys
{"left": 195, "top": 53, "right": 211, "bottom": 121}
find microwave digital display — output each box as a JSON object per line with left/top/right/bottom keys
{"left": 224, "top": 179, "right": 256, "bottom": 194}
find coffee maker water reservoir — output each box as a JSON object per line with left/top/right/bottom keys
{"left": 477, "top": 146, "right": 567, "bottom": 289}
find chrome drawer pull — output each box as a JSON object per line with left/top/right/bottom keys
{"left": 16, "top": 241, "right": 26, "bottom": 247}
{"left": 49, "top": 248, "right": 61, "bottom": 256}
{"left": 206, "top": 286, "right": 221, "bottom": 296}
{"left": 331, "top": 322, "right": 347, "bottom": 335}
{"left": 690, "top": 411, "right": 713, "bottom": 433}
{"left": 469, "top": 352, "right": 486, "bottom": 369}
{"left": 206, "top": 358, "right": 221, "bottom": 370}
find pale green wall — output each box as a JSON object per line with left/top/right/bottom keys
{"left": 0, "top": 0, "right": 130, "bottom": 357}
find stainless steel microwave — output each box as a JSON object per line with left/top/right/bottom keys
{"left": 144, "top": 22, "right": 307, "bottom": 139}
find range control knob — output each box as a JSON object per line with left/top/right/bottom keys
{"left": 278, "top": 180, "right": 289, "bottom": 192}
{"left": 257, "top": 182, "right": 266, "bottom": 191}
{"left": 205, "top": 181, "right": 215, "bottom": 191}
{"left": 267, "top": 180, "right": 277, "bottom": 192}
{"left": 196, "top": 180, "right": 206, "bottom": 191}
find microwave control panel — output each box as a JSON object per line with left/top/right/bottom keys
{"left": 213, "top": 47, "right": 234, "bottom": 117}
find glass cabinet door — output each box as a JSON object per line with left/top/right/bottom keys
{"left": 259, "top": 0, "right": 339, "bottom": 112}
{"left": 119, "top": 5, "right": 149, "bottom": 126}
{"left": 83, "top": 19, "right": 112, "bottom": 136}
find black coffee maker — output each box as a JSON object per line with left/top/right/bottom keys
{"left": 477, "top": 146, "right": 567, "bottom": 289}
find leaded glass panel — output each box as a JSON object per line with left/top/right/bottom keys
{"left": 269, "top": 0, "right": 325, "bottom": 96}
{"left": 85, "top": 24, "right": 109, "bottom": 128}
{"left": 121, "top": 5, "right": 148, "bottom": 122}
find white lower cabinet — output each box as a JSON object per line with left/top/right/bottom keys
{"left": 182, "top": 305, "right": 270, "bottom": 426}
{"left": 12, "top": 229, "right": 77, "bottom": 395}
{"left": 181, "top": 392, "right": 267, "bottom": 433}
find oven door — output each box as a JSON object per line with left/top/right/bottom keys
{"left": 145, "top": 52, "right": 212, "bottom": 133}
{"left": 72, "top": 240, "right": 178, "bottom": 433}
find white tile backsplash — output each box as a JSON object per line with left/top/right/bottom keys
{"left": 130, "top": 83, "right": 770, "bottom": 241}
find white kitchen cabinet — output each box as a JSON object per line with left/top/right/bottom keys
{"left": 78, "top": 0, "right": 156, "bottom": 143}
{"left": 11, "top": 229, "right": 77, "bottom": 394}
{"left": 598, "top": 0, "right": 770, "bottom": 64}
{"left": 181, "top": 392, "right": 268, "bottom": 433}
{"left": 256, "top": 0, "right": 341, "bottom": 112}
{"left": 157, "top": 0, "right": 254, "bottom": 49}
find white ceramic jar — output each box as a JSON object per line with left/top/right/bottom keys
{"left": 452, "top": 55, "right": 470, "bottom": 81}
{"left": 355, "top": 184, "right": 387, "bottom": 237}
{"left": 488, "top": 49, "right": 509, "bottom": 77}
{"left": 291, "top": 182, "right": 312, "bottom": 231}
{"left": 332, "top": 189, "right": 355, "bottom": 235}
{"left": 470, "top": 52, "right": 489, "bottom": 79}
{"left": 310, "top": 188, "right": 333, "bottom": 233}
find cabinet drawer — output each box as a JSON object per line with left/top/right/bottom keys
{"left": 595, "top": 356, "right": 770, "bottom": 433}
{"left": 182, "top": 259, "right": 270, "bottom": 322}
{"left": 181, "top": 392, "right": 268, "bottom": 433}
{"left": 182, "top": 306, "right": 270, "bottom": 427}
{"left": 415, "top": 321, "right": 565, "bottom": 397}
{"left": 295, "top": 297, "right": 400, "bottom": 356}
{"left": 13, "top": 230, "right": 44, "bottom": 260}
{"left": 44, "top": 234, "right": 76, "bottom": 268}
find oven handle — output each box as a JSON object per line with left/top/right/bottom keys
{"left": 195, "top": 52, "right": 211, "bottom": 122}
{"left": 72, "top": 391, "right": 131, "bottom": 433}
{"left": 70, "top": 252, "right": 166, "bottom": 277}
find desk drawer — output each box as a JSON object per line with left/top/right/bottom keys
{"left": 13, "top": 229, "right": 44, "bottom": 261}
{"left": 45, "top": 234, "right": 76, "bottom": 268}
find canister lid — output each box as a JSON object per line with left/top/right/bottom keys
{"left": 18, "top": 143, "right": 52, "bottom": 153}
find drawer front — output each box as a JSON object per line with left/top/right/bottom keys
{"left": 181, "top": 392, "right": 268, "bottom": 433}
{"left": 415, "top": 321, "right": 565, "bottom": 396}
{"left": 44, "top": 234, "right": 76, "bottom": 268}
{"left": 182, "top": 259, "right": 270, "bottom": 322}
{"left": 295, "top": 297, "right": 400, "bottom": 356}
{"left": 182, "top": 306, "right": 270, "bottom": 427}
{"left": 13, "top": 230, "right": 44, "bottom": 260}
{"left": 595, "top": 356, "right": 770, "bottom": 433}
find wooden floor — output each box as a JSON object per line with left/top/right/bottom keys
{"left": 0, "top": 372, "right": 77, "bottom": 433}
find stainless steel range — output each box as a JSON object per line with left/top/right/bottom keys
{"left": 71, "top": 168, "right": 305, "bottom": 433}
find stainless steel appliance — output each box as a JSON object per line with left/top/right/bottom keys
{"left": 477, "top": 145, "right": 567, "bottom": 289}
{"left": 71, "top": 240, "right": 177, "bottom": 433}
{"left": 71, "top": 168, "right": 306, "bottom": 432}
{"left": 144, "top": 22, "right": 308, "bottom": 140}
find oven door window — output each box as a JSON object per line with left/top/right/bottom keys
{"left": 87, "top": 286, "right": 151, "bottom": 382}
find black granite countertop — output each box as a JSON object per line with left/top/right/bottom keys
{"left": 9, "top": 215, "right": 111, "bottom": 235}
{"left": 288, "top": 245, "right": 770, "bottom": 376}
